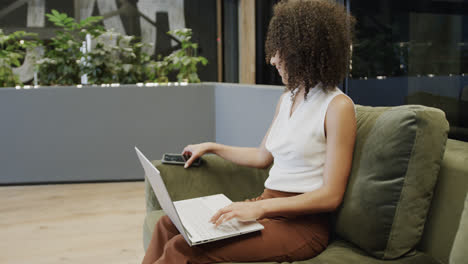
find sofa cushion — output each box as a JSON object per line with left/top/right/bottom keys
{"left": 334, "top": 105, "right": 449, "bottom": 259}
{"left": 450, "top": 193, "right": 468, "bottom": 264}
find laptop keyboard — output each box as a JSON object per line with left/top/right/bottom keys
{"left": 176, "top": 199, "right": 239, "bottom": 240}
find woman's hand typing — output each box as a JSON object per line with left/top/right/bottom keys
{"left": 210, "top": 202, "right": 266, "bottom": 227}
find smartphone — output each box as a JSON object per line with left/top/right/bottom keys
{"left": 161, "top": 153, "right": 202, "bottom": 167}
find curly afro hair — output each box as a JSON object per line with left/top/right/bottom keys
{"left": 265, "top": 0, "right": 355, "bottom": 97}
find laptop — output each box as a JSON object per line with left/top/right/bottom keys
{"left": 135, "top": 147, "right": 264, "bottom": 246}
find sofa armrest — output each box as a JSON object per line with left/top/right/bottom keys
{"left": 145, "top": 154, "right": 270, "bottom": 212}
{"left": 418, "top": 139, "right": 468, "bottom": 263}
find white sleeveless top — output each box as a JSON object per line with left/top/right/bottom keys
{"left": 265, "top": 85, "right": 347, "bottom": 193}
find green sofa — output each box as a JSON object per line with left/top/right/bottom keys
{"left": 142, "top": 105, "right": 468, "bottom": 264}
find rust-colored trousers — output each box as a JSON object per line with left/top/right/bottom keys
{"left": 141, "top": 189, "right": 330, "bottom": 264}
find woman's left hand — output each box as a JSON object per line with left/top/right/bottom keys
{"left": 210, "top": 201, "right": 265, "bottom": 227}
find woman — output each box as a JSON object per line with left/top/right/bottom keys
{"left": 142, "top": 0, "right": 356, "bottom": 263}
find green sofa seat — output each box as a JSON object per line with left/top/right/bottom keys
{"left": 142, "top": 105, "right": 468, "bottom": 264}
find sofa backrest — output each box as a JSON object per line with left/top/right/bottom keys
{"left": 334, "top": 105, "right": 449, "bottom": 259}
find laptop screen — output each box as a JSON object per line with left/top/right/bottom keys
{"left": 135, "top": 147, "right": 192, "bottom": 245}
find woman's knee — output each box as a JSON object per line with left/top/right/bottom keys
{"left": 155, "top": 215, "right": 173, "bottom": 230}
{"left": 160, "top": 215, "right": 172, "bottom": 226}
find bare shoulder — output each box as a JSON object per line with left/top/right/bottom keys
{"left": 327, "top": 94, "right": 355, "bottom": 120}
{"left": 325, "top": 94, "right": 356, "bottom": 135}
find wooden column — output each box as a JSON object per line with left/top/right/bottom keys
{"left": 238, "top": 0, "right": 256, "bottom": 84}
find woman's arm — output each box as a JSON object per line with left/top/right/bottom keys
{"left": 183, "top": 92, "right": 286, "bottom": 169}
{"left": 210, "top": 94, "right": 357, "bottom": 225}
{"left": 203, "top": 143, "right": 271, "bottom": 169}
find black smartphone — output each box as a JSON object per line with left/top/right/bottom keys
{"left": 161, "top": 153, "right": 202, "bottom": 167}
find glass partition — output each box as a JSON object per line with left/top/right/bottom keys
{"left": 347, "top": 0, "right": 468, "bottom": 141}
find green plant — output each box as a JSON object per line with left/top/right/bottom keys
{"left": 79, "top": 31, "right": 152, "bottom": 84}
{"left": 36, "top": 10, "right": 207, "bottom": 86}
{"left": 146, "top": 55, "right": 170, "bottom": 83}
{"left": 165, "top": 28, "right": 207, "bottom": 83}
{"left": 119, "top": 37, "right": 152, "bottom": 84}
{"left": 36, "top": 9, "right": 103, "bottom": 85}
{"left": 0, "top": 30, "right": 37, "bottom": 87}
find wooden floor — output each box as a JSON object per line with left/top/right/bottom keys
{"left": 0, "top": 181, "right": 147, "bottom": 264}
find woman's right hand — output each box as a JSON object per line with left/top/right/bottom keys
{"left": 182, "top": 142, "right": 213, "bottom": 168}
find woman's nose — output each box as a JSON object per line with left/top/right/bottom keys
{"left": 270, "top": 56, "right": 276, "bottom": 66}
